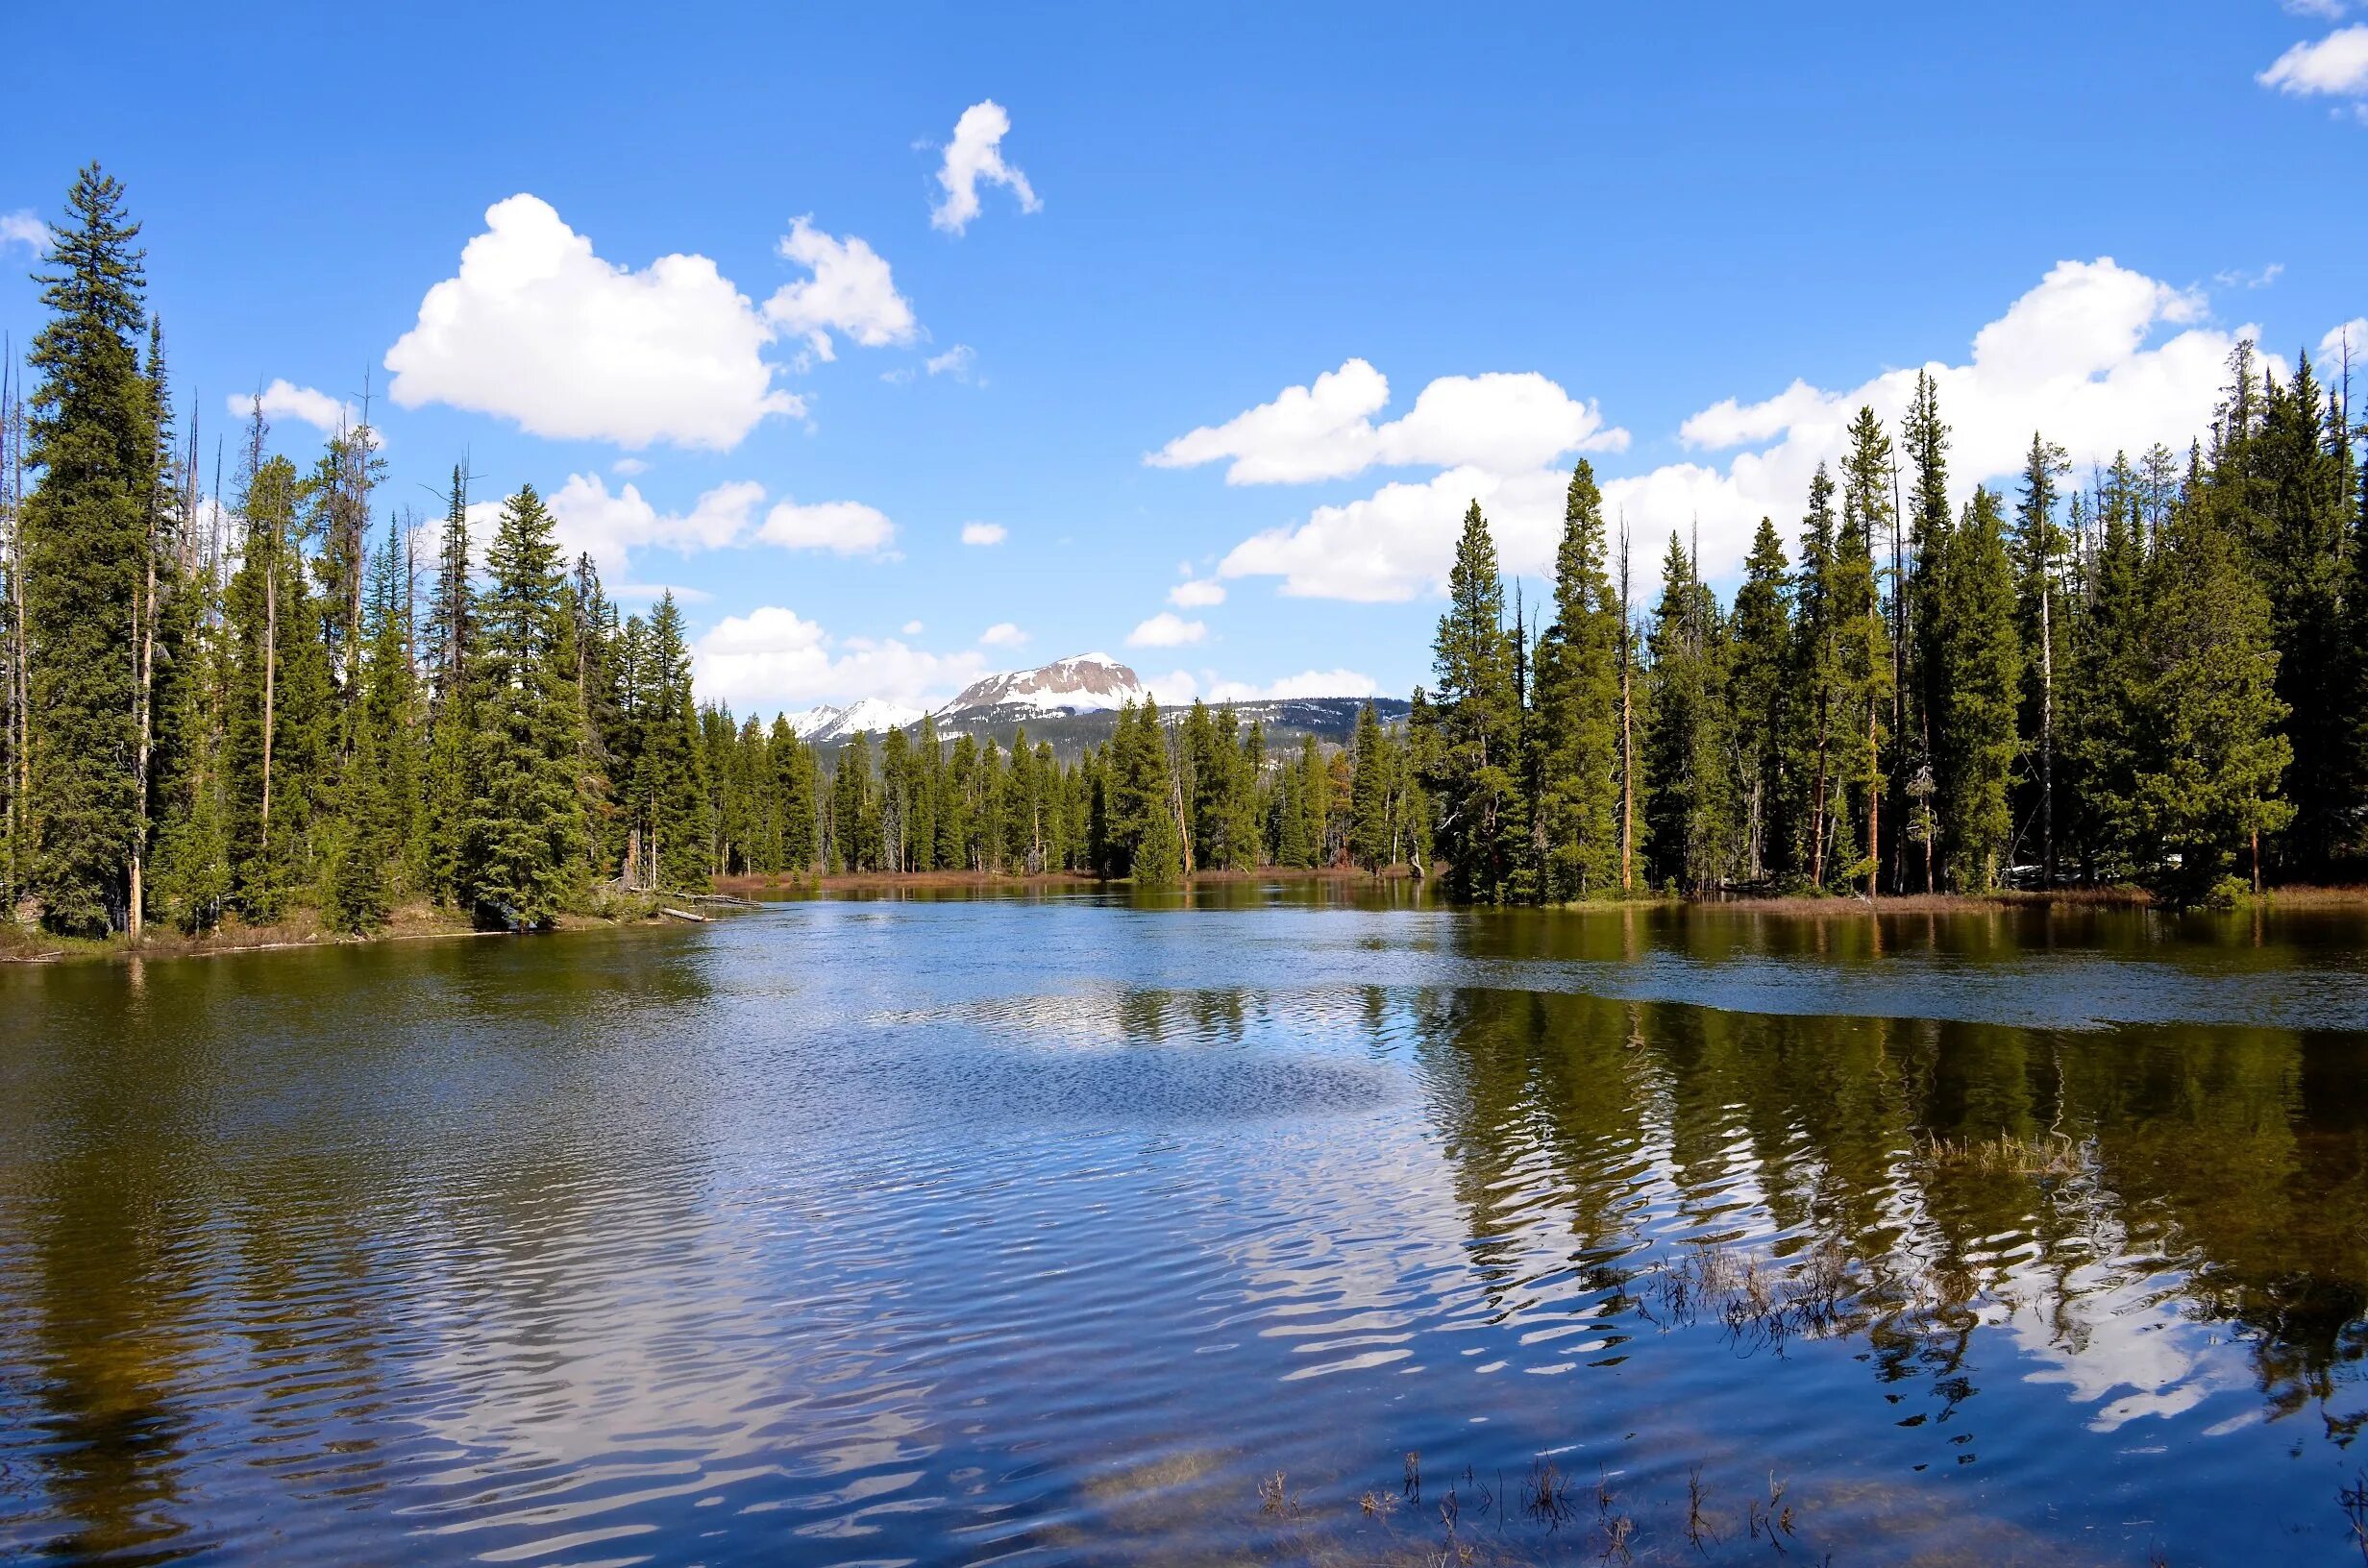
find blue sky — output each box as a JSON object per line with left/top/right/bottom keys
{"left": 5, "top": 2, "right": 2364, "bottom": 717}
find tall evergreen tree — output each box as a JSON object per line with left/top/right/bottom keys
{"left": 1533, "top": 459, "right": 1623, "bottom": 898}
{"left": 463, "top": 485, "right": 588, "bottom": 925}
{"left": 1426, "top": 502, "right": 1522, "bottom": 902}
{"left": 1930, "top": 488, "right": 2021, "bottom": 891}
{"left": 1729, "top": 517, "right": 1792, "bottom": 883}
{"left": 19, "top": 165, "right": 156, "bottom": 934}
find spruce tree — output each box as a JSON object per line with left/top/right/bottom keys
{"left": 2133, "top": 491, "right": 2292, "bottom": 901}
{"left": 1640, "top": 533, "right": 1737, "bottom": 892}
{"left": 1426, "top": 502, "right": 1522, "bottom": 902}
{"left": 1533, "top": 459, "right": 1622, "bottom": 898}
{"left": 1728, "top": 517, "right": 1791, "bottom": 883}
{"left": 2011, "top": 432, "right": 2071, "bottom": 882}
{"left": 1348, "top": 700, "right": 1394, "bottom": 871}
{"left": 463, "top": 485, "right": 588, "bottom": 925}
{"left": 20, "top": 165, "right": 156, "bottom": 934}
{"left": 1931, "top": 489, "right": 2021, "bottom": 891}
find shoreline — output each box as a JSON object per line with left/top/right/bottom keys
{"left": 12, "top": 877, "right": 2362, "bottom": 967}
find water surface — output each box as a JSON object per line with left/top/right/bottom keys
{"left": 4, "top": 887, "right": 2368, "bottom": 1564}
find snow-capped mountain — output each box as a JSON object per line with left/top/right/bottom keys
{"left": 938, "top": 653, "right": 1147, "bottom": 720}
{"left": 784, "top": 696, "right": 927, "bottom": 745}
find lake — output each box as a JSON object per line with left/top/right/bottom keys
{"left": 4, "top": 885, "right": 2368, "bottom": 1565}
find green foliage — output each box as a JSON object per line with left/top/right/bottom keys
{"left": 1533, "top": 460, "right": 1623, "bottom": 898}
{"left": 463, "top": 485, "right": 589, "bottom": 926}
{"left": 1425, "top": 502, "right": 1524, "bottom": 902}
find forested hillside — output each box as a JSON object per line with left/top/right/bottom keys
{"left": 4, "top": 166, "right": 2360, "bottom": 941}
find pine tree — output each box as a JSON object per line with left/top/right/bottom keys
{"left": 2133, "top": 491, "right": 2292, "bottom": 902}
{"left": 20, "top": 165, "right": 157, "bottom": 934}
{"left": 421, "top": 466, "right": 477, "bottom": 902}
{"left": 1533, "top": 459, "right": 1623, "bottom": 898}
{"left": 1930, "top": 488, "right": 2021, "bottom": 891}
{"left": 1640, "top": 533, "right": 1737, "bottom": 892}
{"left": 463, "top": 485, "right": 588, "bottom": 925}
{"left": 1838, "top": 407, "right": 1897, "bottom": 894}
{"left": 1426, "top": 502, "right": 1522, "bottom": 902}
{"left": 638, "top": 592, "right": 709, "bottom": 890}
{"left": 1789, "top": 465, "right": 1852, "bottom": 888}
{"left": 1728, "top": 517, "right": 1791, "bottom": 883}
{"left": 2012, "top": 432, "right": 2071, "bottom": 883}
{"left": 1348, "top": 700, "right": 1394, "bottom": 871}
{"left": 2254, "top": 353, "right": 2352, "bottom": 873}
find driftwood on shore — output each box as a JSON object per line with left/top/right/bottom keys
{"left": 660, "top": 907, "right": 710, "bottom": 923}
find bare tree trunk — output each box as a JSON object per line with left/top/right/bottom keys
{"left": 1864, "top": 697, "right": 1879, "bottom": 899}
{"left": 2039, "top": 582, "right": 2054, "bottom": 886}
{"left": 1617, "top": 518, "right": 1633, "bottom": 893}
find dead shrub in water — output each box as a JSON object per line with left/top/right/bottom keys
{"left": 1256, "top": 1470, "right": 1304, "bottom": 1520}
{"left": 1521, "top": 1457, "right": 1580, "bottom": 1530}
{"left": 1638, "top": 1237, "right": 1857, "bottom": 1352}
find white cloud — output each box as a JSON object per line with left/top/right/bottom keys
{"left": 1212, "top": 257, "right": 2256, "bottom": 600}
{"left": 228, "top": 378, "right": 361, "bottom": 437}
{"left": 0, "top": 210, "right": 45, "bottom": 255}
{"left": 1141, "top": 669, "right": 1201, "bottom": 705}
{"left": 384, "top": 193, "right": 801, "bottom": 451}
{"left": 1206, "top": 669, "right": 1380, "bottom": 703}
{"left": 1127, "top": 612, "right": 1206, "bottom": 648}
{"left": 2212, "top": 262, "right": 2284, "bottom": 289}
{"left": 611, "top": 456, "right": 649, "bottom": 476}
{"left": 925, "top": 344, "right": 977, "bottom": 381}
{"left": 1138, "top": 667, "right": 1378, "bottom": 706}
{"left": 2286, "top": 1, "right": 2349, "bottom": 19}
{"left": 1169, "top": 577, "right": 1226, "bottom": 608}
{"left": 761, "top": 216, "right": 918, "bottom": 365}
{"left": 960, "top": 521, "right": 1007, "bottom": 546}
{"left": 902, "top": 620, "right": 925, "bottom": 635}
{"left": 547, "top": 473, "right": 763, "bottom": 578}
{"left": 2319, "top": 318, "right": 2368, "bottom": 377}
{"left": 930, "top": 100, "right": 1040, "bottom": 234}
{"left": 692, "top": 605, "right": 985, "bottom": 714}
{"left": 2259, "top": 24, "right": 2368, "bottom": 96}
{"left": 758, "top": 498, "right": 897, "bottom": 556}
{"left": 1147, "top": 358, "right": 1624, "bottom": 484}
{"left": 979, "top": 621, "right": 1028, "bottom": 648}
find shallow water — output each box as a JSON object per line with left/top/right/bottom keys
{"left": 4, "top": 886, "right": 2367, "bottom": 1565}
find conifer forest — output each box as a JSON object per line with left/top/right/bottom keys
{"left": 3, "top": 165, "right": 2364, "bottom": 942}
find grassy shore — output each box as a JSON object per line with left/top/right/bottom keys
{"left": 0, "top": 893, "right": 680, "bottom": 966}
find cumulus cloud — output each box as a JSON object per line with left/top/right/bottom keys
{"left": 1127, "top": 612, "right": 1206, "bottom": 648}
{"left": 1208, "top": 669, "right": 1380, "bottom": 702}
{"left": 1138, "top": 667, "right": 1379, "bottom": 705}
{"left": 227, "top": 378, "right": 362, "bottom": 437}
{"left": 611, "top": 455, "right": 649, "bottom": 476}
{"left": 2258, "top": 24, "right": 2368, "bottom": 96}
{"left": 925, "top": 344, "right": 977, "bottom": 381}
{"left": 979, "top": 622, "right": 1028, "bottom": 648}
{"left": 385, "top": 194, "right": 802, "bottom": 450}
{"left": 960, "top": 521, "right": 1007, "bottom": 546}
{"left": 548, "top": 473, "right": 764, "bottom": 578}
{"left": 930, "top": 100, "right": 1040, "bottom": 234}
{"left": 1209, "top": 258, "right": 2256, "bottom": 600}
{"left": 0, "top": 210, "right": 45, "bottom": 255}
{"left": 1147, "top": 358, "right": 1625, "bottom": 484}
{"left": 692, "top": 605, "right": 986, "bottom": 714}
{"left": 761, "top": 216, "right": 919, "bottom": 365}
{"left": 1169, "top": 576, "right": 1226, "bottom": 608}
{"left": 758, "top": 498, "right": 897, "bottom": 556}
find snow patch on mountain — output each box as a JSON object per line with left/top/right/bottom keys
{"left": 939, "top": 652, "right": 1148, "bottom": 718}
{"left": 786, "top": 696, "right": 927, "bottom": 744}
